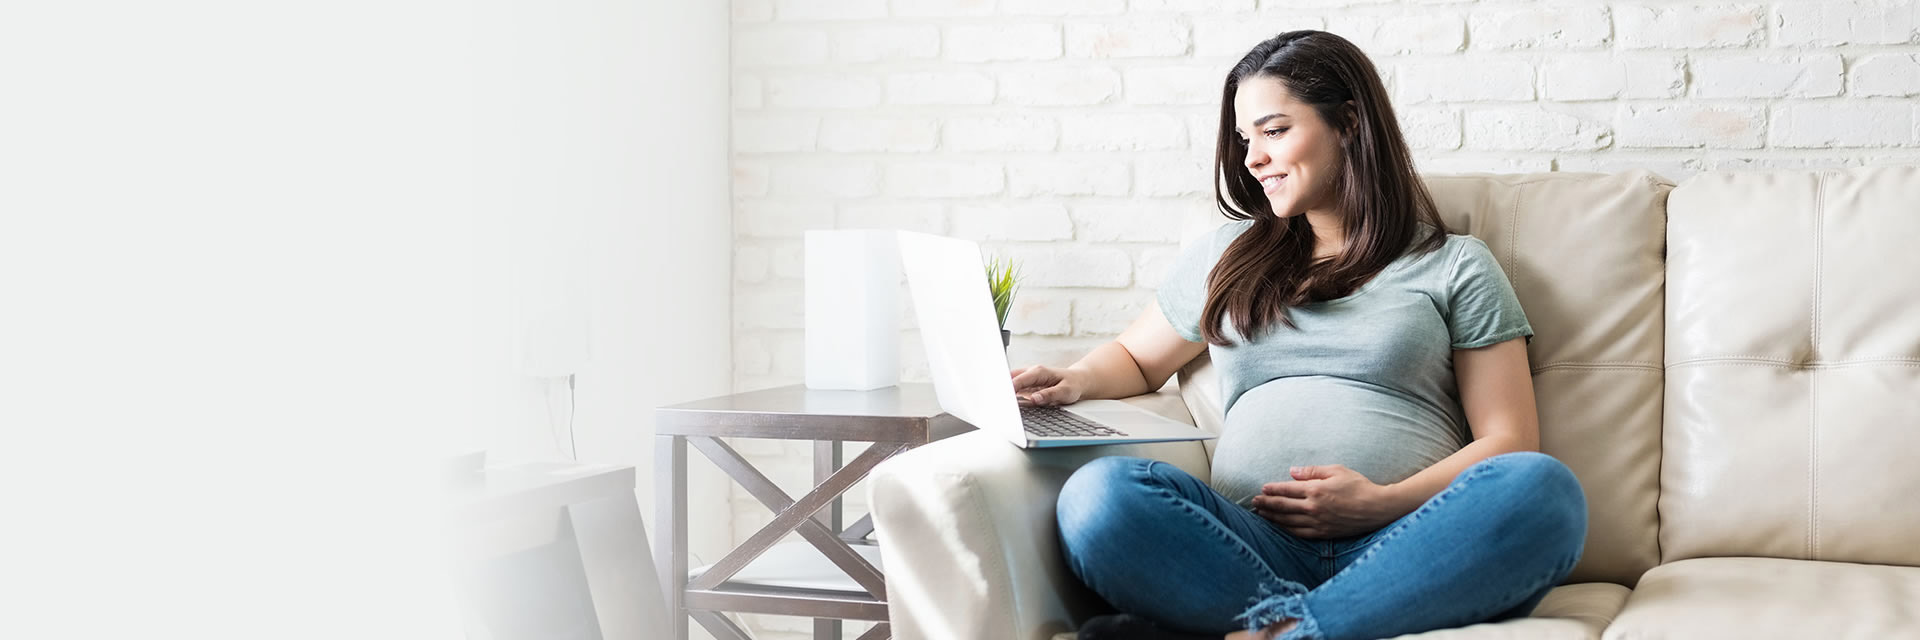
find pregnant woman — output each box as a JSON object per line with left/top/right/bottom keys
{"left": 1008, "top": 30, "right": 1588, "bottom": 640}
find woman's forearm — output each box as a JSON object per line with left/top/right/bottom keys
{"left": 1066, "top": 340, "right": 1153, "bottom": 400}
{"left": 1383, "top": 434, "right": 1533, "bottom": 516}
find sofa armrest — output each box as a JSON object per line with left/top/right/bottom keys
{"left": 868, "top": 389, "right": 1211, "bottom": 640}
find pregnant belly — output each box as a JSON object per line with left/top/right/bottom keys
{"left": 1209, "top": 376, "right": 1464, "bottom": 507}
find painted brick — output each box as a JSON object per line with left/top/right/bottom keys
{"left": 770, "top": 243, "right": 803, "bottom": 280}
{"left": 1329, "top": 13, "right": 1466, "bottom": 55}
{"left": 1066, "top": 21, "right": 1192, "bottom": 58}
{"left": 1418, "top": 155, "right": 1555, "bottom": 173}
{"left": 734, "top": 75, "right": 764, "bottom": 110}
{"left": 1467, "top": 7, "right": 1609, "bottom": 50}
{"left": 891, "top": 0, "right": 995, "bottom": 18}
{"left": 774, "top": 0, "right": 885, "bottom": 21}
{"left": 1615, "top": 104, "right": 1765, "bottom": 149}
{"left": 999, "top": 0, "right": 1125, "bottom": 15}
{"left": 1060, "top": 113, "right": 1187, "bottom": 151}
{"left": 734, "top": 27, "right": 830, "bottom": 66}
{"left": 1773, "top": 1, "right": 1920, "bottom": 47}
{"left": 943, "top": 115, "right": 1059, "bottom": 152}
{"left": 1852, "top": 54, "right": 1920, "bottom": 97}
{"left": 734, "top": 0, "right": 773, "bottom": 22}
{"left": 1010, "top": 296, "right": 1072, "bottom": 336}
{"left": 733, "top": 162, "right": 770, "bottom": 198}
{"left": 1541, "top": 55, "right": 1687, "bottom": 101}
{"left": 839, "top": 203, "right": 947, "bottom": 234}
{"left": 1192, "top": 16, "right": 1325, "bottom": 59}
{"left": 734, "top": 288, "right": 804, "bottom": 329}
{"left": 1125, "top": 66, "right": 1221, "bottom": 105}
{"left": 1398, "top": 108, "right": 1462, "bottom": 151}
{"left": 945, "top": 24, "right": 1063, "bottom": 62}
{"left": 1463, "top": 108, "right": 1612, "bottom": 151}
{"left": 1003, "top": 246, "right": 1133, "bottom": 288}
{"left": 999, "top": 67, "right": 1121, "bottom": 106}
{"left": 766, "top": 74, "right": 882, "bottom": 109}
{"left": 1070, "top": 292, "right": 1150, "bottom": 336}
{"left": 818, "top": 117, "right": 939, "bottom": 153}
{"left": 1006, "top": 0, "right": 1121, "bottom": 14}
{"left": 950, "top": 203, "right": 1075, "bottom": 242}
{"left": 1395, "top": 59, "right": 1534, "bottom": 103}
{"left": 1133, "top": 154, "right": 1213, "bottom": 197}
{"left": 1006, "top": 158, "right": 1131, "bottom": 197}
{"left": 1769, "top": 102, "right": 1915, "bottom": 148}
{"left": 735, "top": 201, "right": 834, "bottom": 238}
{"left": 1135, "top": 246, "right": 1182, "bottom": 290}
{"left": 769, "top": 162, "right": 881, "bottom": 198}
{"left": 1615, "top": 4, "right": 1765, "bottom": 49}
{"left": 735, "top": 246, "right": 771, "bottom": 285}
{"left": 733, "top": 115, "right": 819, "bottom": 153}
{"left": 832, "top": 26, "right": 939, "bottom": 63}
{"left": 1692, "top": 55, "right": 1843, "bottom": 99}
{"left": 1132, "top": 0, "right": 1255, "bottom": 11}
{"left": 1070, "top": 202, "right": 1190, "bottom": 242}
{"left": 886, "top": 71, "right": 995, "bottom": 105}
{"left": 883, "top": 162, "right": 1005, "bottom": 198}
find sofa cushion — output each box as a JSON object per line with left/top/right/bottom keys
{"left": 1046, "top": 582, "right": 1630, "bottom": 640}
{"left": 1661, "top": 165, "right": 1920, "bottom": 567}
{"left": 1601, "top": 557, "right": 1920, "bottom": 639}
{"left": 1175, "top": 170, "right": 1672, "bottom": 588}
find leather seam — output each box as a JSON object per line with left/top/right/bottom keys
{"left": 1810, "top": 170, "right": 1826, "bottom": 562}
{"left": 1809, "top": 362, "right": 1820, "bottom": 560}
{"left": 1507, "top": 182, "right": 1524, "bottom": 296}
{"left": 1666, "top": 358, "right": 1920, "bottom": 370}
{"left": 1531, "top": 362, "right": 1663, "bottom": 373}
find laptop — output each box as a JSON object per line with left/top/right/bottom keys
{"left": 896, "top": 231, "right": 1218, "bottom": 449}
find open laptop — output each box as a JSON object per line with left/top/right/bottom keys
{"left": 896, "top": 231, "right": 1217, "bottom": 448}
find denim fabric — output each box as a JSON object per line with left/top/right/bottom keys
{"left": 1055, "top": 451, "right": 1587, "bottom": 639}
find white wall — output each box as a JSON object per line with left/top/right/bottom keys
{"left": 728, "top": 1, "right": 1920, "bottom": 638}
{"left": 470, "top": 0, "right": 732, "bottom": 540}
{"left": 468, "top": 4, "right": 734, "bottom": 637}
{"left": 1, "top": 1, "right": 729, "bottom": 637}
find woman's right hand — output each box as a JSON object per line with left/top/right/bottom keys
{"left": 1010, "top": 365, "right": 1086, "bottom": 406}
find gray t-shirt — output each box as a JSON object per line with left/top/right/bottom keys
{"left": 1158, "top": 220, "right": 1534, "bottom": 507}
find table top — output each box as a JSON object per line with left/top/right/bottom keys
{"left": 654, "top": 383, "right": 971, "bottom": 442}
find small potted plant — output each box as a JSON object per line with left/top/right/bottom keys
{"left": 985, "top": 255, "right": 1021, "bottom": 350}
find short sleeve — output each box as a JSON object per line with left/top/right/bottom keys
{"left": 1156, "top": 222, "right": 1243, "bottom": 343}
{"left": 1446, "top": 236, "right": 1535, "bottom": 350}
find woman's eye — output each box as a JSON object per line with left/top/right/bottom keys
{"left": 1264, "top": 128, "right": 1288, "bottom": 138}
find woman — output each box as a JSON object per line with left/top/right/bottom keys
{"left": 1011, "top": 31, "right": 1588, "bottom": 640}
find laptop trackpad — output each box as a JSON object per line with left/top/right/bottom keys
{"left": 1067, "top": 401, "right": 1172, "bottom": 426}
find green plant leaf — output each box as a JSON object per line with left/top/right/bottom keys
{"left": 983, "top": 254, "right": 1022, "bottom": 330}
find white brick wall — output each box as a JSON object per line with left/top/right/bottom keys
{"left": 724, "top": 3, "right": 1920, "bottom": 637}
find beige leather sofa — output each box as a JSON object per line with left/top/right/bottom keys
{"left": 866, "top": 165, "right": 1920, "bottom": 640}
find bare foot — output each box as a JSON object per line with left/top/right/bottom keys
{"left": 1222, "top": 619, "right": 1298, "bottom": 640}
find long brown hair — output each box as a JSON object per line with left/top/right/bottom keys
{"left": 1202, "top": 30, "right": 1450, "bottom": 346}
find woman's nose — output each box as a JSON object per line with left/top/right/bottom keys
{"left": 1244, "top": 144, "right": 1267, "bottom": 171}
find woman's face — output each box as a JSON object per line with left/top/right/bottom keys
{"left": 1232, "top": 76, "right": 1349, "bottom": 221}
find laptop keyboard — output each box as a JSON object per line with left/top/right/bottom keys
{"left": 1020, "top": 406, "right": 1129, "bottom": 438}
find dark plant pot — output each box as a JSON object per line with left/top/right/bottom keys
{"left": 1000, "top": 329, "right": 1011, "bottom": 350}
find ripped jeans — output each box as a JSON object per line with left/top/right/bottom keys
{"left": 1055, "top": 451, "right": 1587, "bottom": 639}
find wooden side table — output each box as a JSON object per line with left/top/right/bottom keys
{"left": 654, "top": 383, "right": 970, "bottom": 640}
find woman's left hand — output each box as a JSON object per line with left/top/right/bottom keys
{"left": 1251, "top": 464, "right": 1415, "bottom": 539}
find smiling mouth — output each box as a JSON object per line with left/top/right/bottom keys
{"left": 1261, "top": 175, "right": 1287, "bottom": 192}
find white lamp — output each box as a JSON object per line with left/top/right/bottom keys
{"left": 804, "top": 229, "right": 900, "bottom": 390}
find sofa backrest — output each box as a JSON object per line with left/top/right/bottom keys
{"left": 1175, "top": 170, "right": 1673, "bottom": 588}
{"left": 1659, "top": 165, "right": 1920, "bottom": 568}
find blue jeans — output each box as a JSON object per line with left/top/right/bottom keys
{"left": 1055, "top": 451, "right": 1587, "bottom": 639}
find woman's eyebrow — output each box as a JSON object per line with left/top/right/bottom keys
{"left": 1251, "top": 113, "right": 1290, "bottom": 127}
